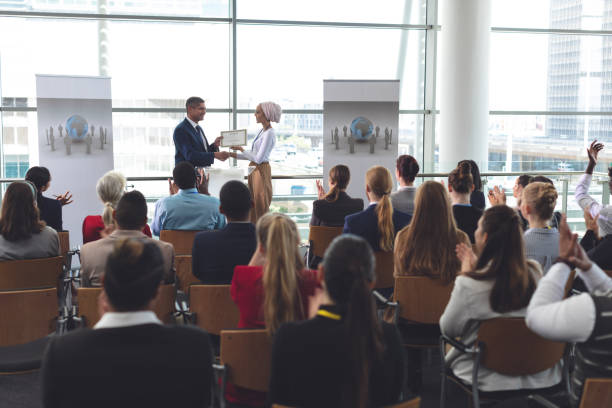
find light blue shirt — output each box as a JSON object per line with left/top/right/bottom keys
{"left": 151, "top": 188, "right": 226, "bottom": 236}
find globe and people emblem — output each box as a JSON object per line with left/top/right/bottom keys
{"left": 350, "top": 116, "right": 374, "bottom": 142}
{"left": 65, "top": 115, "right": 89, "bottom": 141}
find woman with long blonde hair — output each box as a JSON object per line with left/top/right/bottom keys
{"left": 229, "top": 212, "right": 319, "bottom": 406}
{"left": 395, "top": 181, "right": 470, "bottom": 284}
{"left": 343, "top": 166, "right": 411, "bottom": 252}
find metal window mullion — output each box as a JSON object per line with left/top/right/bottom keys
{"left": 422, "top": 0, "right": 438, "bottom": 173}
{"left": 0, "top": 9, "right": 231, "bottom": 23}
{"left": 492, "top": 26, "right": 612, "bottom": 36}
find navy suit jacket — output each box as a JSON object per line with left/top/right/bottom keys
{"left": 38, "top": 193, "right": 63, "bottom": 231}
{"left": 343, "top": 204, "right": 412, "bottom": 252}
{"left": 173, "top": 118, "right": 219, "bottom": 166}
{"left": 192, "top": 222, "right": 257, "bottom": 284}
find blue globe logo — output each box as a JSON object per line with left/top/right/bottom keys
{"left": 350, "top": 116, "right": 373, "bottom": 141}
{"left": 65, "top": 115, "right": 88, "bottom": 140}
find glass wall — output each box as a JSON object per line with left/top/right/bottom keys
{"left": 0, "top": 0, "right": 429, "bottom": 179}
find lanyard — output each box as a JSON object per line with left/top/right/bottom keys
{"left": 317, "top": 309, "right": 341, "bottom": 321}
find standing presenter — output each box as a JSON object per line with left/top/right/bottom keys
{"left": 173, "top": 96, "right": 230, "bottom": 166}
{"left": 230, "top": 102, "right": 280, "bottom": 223}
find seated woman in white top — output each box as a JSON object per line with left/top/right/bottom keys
{"left": 229, "top": 102, "right": 280, "bottom": 223}
{"left": 440, "top": 205, "right": 562, "bottom": 391}
{"left": 0, "top": 181, "right": 60, "bottom": 260}
{"left": 521, "top": 182, "right": 559, "bottom": 273}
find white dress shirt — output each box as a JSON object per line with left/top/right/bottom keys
{"left": 237, "top": 128, "right": 276, "bottom": 164}
{"left": 575, "top": 173, "right": 612, "bottom": 236}
{"left": 526, "top": 261, "right": 612, "bottom": 342}
{"left": 94, "top": 310, "right": 162, "bottom": 329}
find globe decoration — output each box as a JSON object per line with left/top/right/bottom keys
{"left": 350, "top": 116, "right": 374, "bottom": 142}
{"left": 65, "top": 115, "right": 88, "bottom": 141}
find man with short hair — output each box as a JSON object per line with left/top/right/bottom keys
{"left": 192, "top": 180, "right": 256, "bottom": 284}
{"left": 42, "top": 239, "right": 213, "bottom": 407}
{"left": 80, "top": 190, "right": 175, "bottom": 287}
{"left": 151, "top": 161, "right": 226, "bottom": 236}
{"left": 173, "top": 96, "right": 230, "bottom": 167}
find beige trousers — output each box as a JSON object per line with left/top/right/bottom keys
{"left": 248, "top": 162, "right": 272, "bottom": 224}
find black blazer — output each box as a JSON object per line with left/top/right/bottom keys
{"left": 310, "top": 192, "right": 364, "bottom": 227}
{"left": 268, "top": 305, "right": 405, "bottom": 408}
{"left": 41, "top": 324, "right": 213, "bottom": 408}
{"left": 452, "top": 204, "right": 483, "bottom": 244}
{"left": 38, "top": 193, "right": 62, "bottom": 231}
{"left": 343, "top": 204, "right": 412, "bottom": 252}
{"left": 192, "top": 222, "right": 257, "bottom": 284}
{"left": 470, "top": 190, "right": 486, "bottom": 211}
{"left": 173, "top": 118, "right": 219, "bottom": 167}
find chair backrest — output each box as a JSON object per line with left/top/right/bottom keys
{"left": 308, "top": 226, "right": 343, "bottom": 259}
{"left": 220, "top": 329, "right": 272, "bottom": 392}
{"left": 476, "top": 317, "right": 565, "bottom": 376}
{"left": 189, "top": 284, "right": 239, "bottom": 335}
{"left": 579, "top": 378, "right": 612, "bottom": 408}
{"left": 77, "top": 284, "right": 176, "bottom": 327}
{"left": 272, "top": 396, "right": 420, "bottom": 408}
{"left": 0, "top": 256, "right": 64, "bottom": 290}
{"left": 175, "top": 255, "right": 198, "bottom": 293}
{"left": 374, "top": 251, "right": 395, "bottom": 289}
{"left": 394, "top": 276, "right": 453, "bottom": 324}
{"left": 0, "top": 288, "right": 57, "bottom": 346}
{"left": 58, "top": 231, "right": 70, "bottom": 259}
{"left": 159, "top": 230, "right": 199, "bottom": 255}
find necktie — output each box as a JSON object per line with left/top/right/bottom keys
{"left": 195, "top": 125, "right": 209, "bottom": 152}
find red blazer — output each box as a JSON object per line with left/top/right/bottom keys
{"left": 82, "top": 215, "right": 152, "bottom": 244}
{"left": 228, "top": 265, "right": 320, "bottom": 407}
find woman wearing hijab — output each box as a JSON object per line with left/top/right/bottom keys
{"left": 230, "top": 101, "right": 281, "bottom": 223}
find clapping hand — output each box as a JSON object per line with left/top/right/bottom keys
{"left": 559, "top": 214, "right": 593, "bottom": 271}
{"left": 584, "top": 210, "right": 600, "bottom": 238}
{"left": 315, "top": 180, "right": 326, "bottom": 199}
{"left": 487, "top": 185, "right": 506, "bottom": 206}
{"left": 168, "top": 178, "right": 179, "bottom": 195}
{"left": 196, "top": 168, "right": 210, "bottom": 196}
{"left": 54, "top": 191, "right": 73, "bottom": 206}
{"left": 455, "top": 242, "right": 477, "bottom": 274}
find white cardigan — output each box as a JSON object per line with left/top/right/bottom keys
{"left": 439, "top": 260, "right": 563, "bottom": 391}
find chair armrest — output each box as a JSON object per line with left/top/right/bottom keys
{"left": 213, "top": 363, "right": 227, "bottom": 408}
{"left": 440, "top": 334, "right": 479, "bottom": 354}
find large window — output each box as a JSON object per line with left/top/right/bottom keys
{"left": 0, "top": 0, "right": 429, "bottom": 178}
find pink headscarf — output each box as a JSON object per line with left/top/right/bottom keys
{"left": 260, "top": 102, "right": 282, "bottom": 123}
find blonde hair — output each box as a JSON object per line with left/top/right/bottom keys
{"left": 394, "top": 181, "right": 466, "bottom": 284}
{"left": 257, "top": 213, "right": 304, "bottom": 336}
{"left": 366, "top": 166, "right": 395, "bottom": 252}
{"left": 96, "top": 171, "right": 127, "bottom": 226}
{"left": 522, "top": 182, "right": 558, "bottom": 222}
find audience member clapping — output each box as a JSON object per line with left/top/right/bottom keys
{"left": 0, "top": 181, "right": 59, "bottom": 260}
{"left": 268, "top": 234, "right": 405, "bottom": 408}
{"left": 440, "top": 205, "right": 562, "bottom": 391}
{"left": 311, "top": 164, "right": 363, "bottom": 227}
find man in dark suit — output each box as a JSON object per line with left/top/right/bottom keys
{"left": 25, "top": 166, "right": 72, "bottom": 231}
{"left": 174, "top": 96, "right": 230, "bottom": 166}
{"left": 41, "top": 239, "right": 213, "bottom": 408}
{"left": 192, "top": 180, "right": 256, "bottom": 284}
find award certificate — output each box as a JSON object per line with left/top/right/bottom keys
{"left": 221, "top": 129, "right": 247, "bottom": 147}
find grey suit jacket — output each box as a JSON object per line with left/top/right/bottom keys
{"left": 390, "top": 186, "right": 417, "bottom": 216}
{"left": 80, "top": 229, "right": 175, "bottom": 287}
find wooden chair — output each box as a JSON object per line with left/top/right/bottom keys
{"left": 159, "top": 230, "right": 200, "bottom": 255}
{"left": 58, "top": 231, "right": 70, "bottom": 260}
{"left": 188, "top": 285, "right": 239, "bottom": 336}
{"left": 0, "top": 256, "right": 64, "bottom": 290}
{"left": 0, "top": 288, "right": 57, "bottom": 347}
{"left": 393, "top": 276, "right": 453, "bottom": 325}
{"left": 272, "top": 397, "right": 420, "bottom": 408}
{"left": 374, "top": 251, "right": 394, "bottom": 289}
{"left": 217, "top": 329, "right": 272, "bottom": 401}
{"left": 605, "top": 270, "right": 612, "bottom": 278}
{"left": 579, "top": 378, "right": 612, "bottom": 408}
{"left": 307, "top": 225, "right": 343, "bottom": 260}
{"left": 440, "top": 317, "right": 569, "bottom": 408}
{"left": 176, "top": 255, "right": 198, "bottom": 294}
{"left": 76, "top": 284, "right": 176, "bottom": 327}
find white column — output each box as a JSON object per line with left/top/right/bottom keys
{"left": 438, "top": 0, "right": 490, "bottom": 172}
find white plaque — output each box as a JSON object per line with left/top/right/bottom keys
{"left": 221, "top": 129, "right": 247, "bottom": 147}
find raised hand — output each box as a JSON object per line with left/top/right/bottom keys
{"left": 487, "top": 185, "right": 506, "bottom": 206}
{"left": 315, "top": 179, "right": 326, "bottom": 199}
{"left": 455, "top": 242, "right": 477, "bottom": 274}
{"left": 54, "top": 191, "right": 74, "bottom": 206}
{"left": 586, "top": 140, "right": 604, "bottom": 174}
